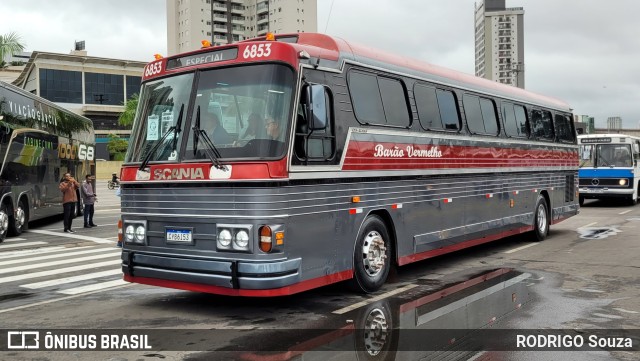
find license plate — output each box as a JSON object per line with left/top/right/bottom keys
{"left": 583, "top": 188, "right": 604, "bottom": 193}
{"left": 166, "top": 229, "right": 192, "bottom": 243}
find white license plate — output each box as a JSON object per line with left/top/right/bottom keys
{"left": 166, "top": 229, "right": 192, "bottom": 243}
{"left": 583, "top": 188, "right": 604, "bottom": 193}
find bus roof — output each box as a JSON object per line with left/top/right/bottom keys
{"left": 242, "top": 33, "right": 571, "bottom": 113}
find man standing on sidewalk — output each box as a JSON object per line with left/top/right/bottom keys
{"left": 81, "top": 174, "right": 98, "bottom": 228}
{"left": 59, "top": 173, "right": 80, "bottom": 233}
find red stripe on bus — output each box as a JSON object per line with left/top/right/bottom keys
{"left": 397, "top": 226, "right": 533, "bottom": 266}
{"left": 123, "top": 269, "right": 353, "bottom": 297}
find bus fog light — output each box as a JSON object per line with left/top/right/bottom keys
{"left": 234, "top": 230, "right": 249, "bottom": 250}
{"left": 218, "top": 229, "right": 232, "bottom": 248}
{"left": 619, "top": 179, "right": 627, "bottom": 186}
{"left": 135, "top": 225, "right": 146, "bottom": 242}
{"left": 125, "top": 225, "right": 135, "bottom": 242}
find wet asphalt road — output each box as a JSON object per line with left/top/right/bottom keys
{"left": 0, "top": 184, "right": 638, "bottom": 361}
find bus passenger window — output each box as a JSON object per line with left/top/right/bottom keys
{"left": 554, "top": 114, "right": 575, "bottom": 143}
{"left": 378, "top": 77, "right": 410, "bottom": 127}
{"left": 531, "top": 109, "right": 554, "bottom": 140}
{"left": 513, "top": 105, "right": 529, "bottom": 137}
{"left": 435, "top": 89, "right": 460, "bottom": 130}
{"left": 479, "top": 98, "right": 498, "bottom": 135}
{"left": 463, "top": 94, "right": 483, "bottom": 134}
{"left": 414, "top": 84, "right": 443, "bottom": 130}
{"left": 348, "top": 71, "right": 385, "bottom": 125}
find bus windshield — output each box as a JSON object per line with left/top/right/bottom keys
{"left": 580, "top": 144, "right": 632, "bottom": 168}
{"left": 126, "top": 64, "right": 295, "bottom": 163}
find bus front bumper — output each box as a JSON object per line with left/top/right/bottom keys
{"left": 121, "top": 251, "right": 301, "bottom": 290}
{"left": 579, "top": 187, "right": 634, "bottom": 198}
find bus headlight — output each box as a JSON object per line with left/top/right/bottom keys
{"left": 218, "top": 229, "right": 232, "bottom": 248}
{"left": 619, "top": 179, "right": 628, "bottom": 186}
{"left": 234, "top": 230, "right": 250, "bottom": 250}
{"left": 135, "top": 225, "right": 146, "bottom": 242}
{"left": 125, "top": 225, "right": 135, "bottom": 242}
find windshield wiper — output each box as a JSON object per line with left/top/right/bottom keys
{"left": 139, "top": 104, "right": 184, "bottom": 171}
{"left": 192, "top": 106, "right": 228, "bottom": 171}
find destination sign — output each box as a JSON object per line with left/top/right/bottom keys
{"left": 166, "top": 48, "right": 238, "bottom": 69}
{"left": 580, "top": 137, "right": 612, "bottom": 144}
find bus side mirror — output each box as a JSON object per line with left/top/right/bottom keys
{"left": 306, "top": 84, "right": 327, "bottom": 131}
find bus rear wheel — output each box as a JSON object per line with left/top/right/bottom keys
{"left": 530, "top": 195, "right": 549, "bottom": 242}
{"left": 0, "top": 202, "right": 9, "bottom": 242}
{"left": 8, "top": 197, "right": 27, "bottom": 236}
{"left": 350, "top": 215, "right": 392, "bottom": 293}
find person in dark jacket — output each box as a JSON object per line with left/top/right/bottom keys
{"left": 81, "top": 174, "right": 98, "bottom": 228}
{"left": 59, "top": 173, "right": 80, "bottom": 233}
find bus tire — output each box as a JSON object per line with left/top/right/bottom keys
{"left": 0, "top": 202, "right": 9, "bottom": 243}
{"left": 8, "top": 197, "right": 28, "bottom": 237}
{"left": 531, "top": 195, "right": 549, "bottom": 242}
{"left": 354, "top": 300, "right": 398, "bottom": 361}
{"left": 350, "top": 215, "right": 392, "bottom": 293}
{"left": 579, "top": 195, "right": 584, "bottom": 207}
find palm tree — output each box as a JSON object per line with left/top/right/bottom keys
{"left": 118, "top": 94, "right": 139, "bottom": 128}
{"left": 0, "top": 32, "right": 26, "bottom": 68}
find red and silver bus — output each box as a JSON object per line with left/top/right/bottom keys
{"left": 120, "top": 33, "right": 578, "bottom": 296}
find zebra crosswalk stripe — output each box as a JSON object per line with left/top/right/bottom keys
{"left": 58, "top": 279, "right": 128, "bottom": 295}
{"left": 0, "top": 259, "right": 121, "bottom": 284}
{"left": 21, "top": 269, "right": 124, "bottom": 289}
{"left": 0, "top": 253, "right": 121, "bottom": 275}
{"left": 0, "top": 248, "right": 119, "bottom": 267}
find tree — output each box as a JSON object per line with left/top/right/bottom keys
{"left": 118, "top": 93, "right": 139, "bottom": 128}
{"left": 106, "top": 133, "right": 129, "bottom": 161}
{"left": 0, "top": 32, "right": 26, "bottom": 68}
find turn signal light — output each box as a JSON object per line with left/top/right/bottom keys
{"left": 201, "top": 40, "right": 212, "bottom": 48}
{"left": 266, "top": 32, "right": 275, "bottom": 41}
{"left": 153, "top": 54, "right": 163, "bottom": 60}
{"left": 117, "top": 219, "right": 123, "bottom": 242}
{"left": 259, "top": 226, "right": 272, "bottom": 252}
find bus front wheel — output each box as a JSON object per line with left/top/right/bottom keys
{"left": 0, "top": 202, "right": 9, "bottom": 242}
{"left": 351, "top": 215, "right": 392, "bottom": 293}
{"left": 531, "top": 195, "right": 549, "bottom": 242}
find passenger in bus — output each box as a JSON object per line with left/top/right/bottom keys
{"left": 210, "top": 113, "right": 233, "bottom": 144}
{"left": 59, "top": 173, "right": 80, "bottom": 233}
{"left": 81, "top": 174, "right": 98, "bottom": 228}
{"left": 235, "top": 113, "right": 262, "bottom": 146}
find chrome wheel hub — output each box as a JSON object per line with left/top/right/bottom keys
{"left": 363, "top": 308, "right": 389, "bottom": 356}
{"left": 0, "top": 210, "right": 8, "bottom": 234}
{"left": 362, "top": 231, "right": 387, "bottom": 277}
{"left": 537, "top": 204, "right": 547, "bottom": 234}
{"left": 15, "top": 206, "right": 25, "bottom": 229}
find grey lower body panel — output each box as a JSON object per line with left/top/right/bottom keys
{"left": 122, "top": 251, "right": 301, "bottom": 290}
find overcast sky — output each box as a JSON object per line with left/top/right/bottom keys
{"left": 2, "top": 0, "right": 639, "bottom": 128}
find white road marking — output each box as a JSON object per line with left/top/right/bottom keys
{"left": 0, "top": 248, "right": 118, "bottom": 267}
{"left": 0, "top": 253, "right": 120, "bottom": 275}
{"left": 58, "top": 279, "right": 128, "bottom": 295}
{"left": 28, "top": 230, "right": 112, "bottom": 244}
{"left": 578, "top": 222, "right": 598, "bottom": 229}
{"left": 94, "top": 209, "right": 121, "bottom": 213}
{"left": 503, "top": 243, "right": 539, "bottom": 254}
{"left": 3, "top": 237, "right": 26, "bottom": 242}
{"left": 613, "top": 308, "right": 639, "bottom": 314}
{"left": 0, "top": 241, "right": 48, "bottom": 249}
{"left": 0, "top": 284, "right": 131, "bottom": 315}
{"left": 0, "top": 259, "right": 121, "bottom": 284}
{"left": 332, "top": 284, "right": 417, "bottom": 314}
{"left": 22, "top": 269, "right": 123, "bottom": 289}
{"left": 618, "top": 210, "right": 633, "bottom": 215}
{"left": 0, "top": 246, "right": 74, "bottom": 258}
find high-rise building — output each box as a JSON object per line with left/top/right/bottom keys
{"left": 167, "top": 0, "right": 317, "bottom": 56}
{"left": 474, "top": 0, "right": 525, "bottom": 88}
{"left": 607, "top": 116, "right": 622, "bottom": 130}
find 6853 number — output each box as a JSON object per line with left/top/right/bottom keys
{"left": 242, "top": 44, "right": 272, "bottom": 59}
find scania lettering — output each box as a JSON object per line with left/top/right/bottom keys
{"left": 120, "top": 33, "right": 579, "bottom": 296}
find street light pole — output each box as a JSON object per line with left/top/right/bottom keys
{"left": 510, "top": 62, "right": 524, "bottom": 88}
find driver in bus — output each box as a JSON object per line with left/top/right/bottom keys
{"left": 210, "top": 113, "right": 233, "bottom": 144}
{"left": 265, "top": 116, "right": 283, "bottom": 141}
{"left": 235, "top": 113, "right": 263, "bottom": 146}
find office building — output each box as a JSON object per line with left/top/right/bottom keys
{"left": 11, "top": 50, "right": 146, "bottom": 159}
{"left": 167, "top": 0, "right": 317, "bottom": 55}
{"left": 474, "top": 0, "right": 525, "bottom": 88}
{"left": 607, "top": 116, "right": 622, "bottom": 130}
